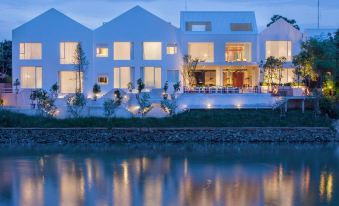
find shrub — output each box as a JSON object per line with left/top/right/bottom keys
{"left": 137, "top": 93, "right": 152, "bottom": 117}
{"left": 0, "top": 97, "right": 3, "bottom": 107}
{"left": 30, "top": 89, "right": 57, "bottom": 117}
{"left": 92, "top": 83, "right": 101, "bottom": 101}
{"left": 66, "top": 92, "right": 87, "bottom": 118}
{"left": 161, "top": 81, "right": 181, "bottom": 116}
{"left": 127, "top": 82, "right": 134, "bottom": 92}
{"left": 103, "top": 90, "right": 123, "bottom": 119}
{"left": 50, "top": 82, "right": 59, "bottom": 99}
{"left": 319, "top": 96, "right": 338, "bottom": 119}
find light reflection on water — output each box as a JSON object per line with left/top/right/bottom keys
{"left": 0, "top": 144, "right": 338, "bottom": 206}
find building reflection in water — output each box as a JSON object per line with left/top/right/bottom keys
{"left": 0, "top": 148, "right": 337, "bottom": 206}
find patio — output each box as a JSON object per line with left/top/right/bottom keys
{"left": 183, "top": 86, "right": 261, "bottom": 94}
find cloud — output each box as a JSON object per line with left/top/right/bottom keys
{"left": 0, "top": 0, "right": 338, "bottom": 40}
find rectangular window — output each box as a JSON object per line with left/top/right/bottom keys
{"left": 96, "top": 47, "right": 108, "bottom": 57}
{"left": 114, "top": 67, "right": 132, "bottom": 88}
{"left": 167, "top": 70, "right": 179, "bottom": 82}
{"left": 188, "top": 42, "right": 214, "bottom": 62}
{"left": 225, "top": 43, "right": 252, "bottom": 62}
{"left": 143, "top": 42, "right": 162, "bottom": 60}
{"left": 266, "top": 41, "right": 292, "bottom": 61}
{"left": 166, "top": 44, "right": 177, "bottom": 55}
{"left": 143, "top": 67, "right": 161, "bottom": 88}
{"left": 19, "top": 43, "right": 42, "bottom": 60}
{"left": 60, "top": 42, "right": 79, "bottom": 64}
{"left": 113, "top": 42, "right": 132, "bottom": 60}
{"left": 97, "top": 75, "right": 108, "bottom": 84}
{"left": 230, "top": 23, "right": 253, "bottom": 31}
{"left": 20, "top": 66, "right": 42, "bottom": 89}
{"left": 186, "top": 22, "right": 212, "bottom": 32}
{"left": 59, "top": 71, "right": 83, "bottom": 93}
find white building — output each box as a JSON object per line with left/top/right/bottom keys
{"left": 12, "top": 6, "right": 303, "bottom": 98}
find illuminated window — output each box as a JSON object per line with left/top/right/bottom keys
{"left": 188, "top": 42, "right": 214, "bottom": 62}
{"left": 266, "top": 41, "right": 292, "bottom": 61}
{"left": 113, "top": 42, "right": 132, "bottom": 60}
{"left": 167, "top": 70, "right": 179, "bottom": 82}
{"left": 60, "top": 42, "right": 79, "bottom": 64}
{"left": 59, "top": 71, "right": 83, "bottom": 93}
{"left": 96, "top": 47, "right": 108, "bottom": 57}
{"left": 114, "top": 67, "right": 132, "bottom": 88}
{"left": 166, "top": 44, "right": 177, "bottom": 55}
{"left": 97, "top": 75, "right": 108, "bottom": 84}
{"left": 143, "top": 42, "right": 162, "bottom": 60}
{"left": 225, "top": 43, "right": 252, "bottom": 62}
{"left": 20, "top": 66, "right": 42, "bottom": 89}
{"left": 19, "top": 43, "right": 42, "bottom": 60}
{"left": 143, "top": 67, "right": 161, "bottom": 88}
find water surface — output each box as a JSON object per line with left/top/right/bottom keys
{"left": 0, "top": 144, "right": 338, "bottom": 206}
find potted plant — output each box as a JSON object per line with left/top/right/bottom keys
{"left": 29, "top": 90, "right": 37, "bottom": 109}
{"left": 92, "top": 83, "right": 101, "bottom": 101}
{"left": 127, "top": 82, "right": 134, "bottom": 93}
{"left": 13, "top": 78, "right": 20, "bottom": 94}
{"left": 50, "top": 82, "right": 59, "bottom": 99}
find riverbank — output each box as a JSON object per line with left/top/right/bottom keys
{"left": 0, "top": 109, "right": 333, "bottom": 128}
{"left": 0, "top": 127, "right": 336, "bottom": 144}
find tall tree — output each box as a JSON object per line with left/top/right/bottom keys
{"left": 182, "top": 55, "right": 200, "bottom": 88}
{"left": 267, "top": 15, "right": 300, "bottom": 30}
{"left": 0, "top": 40, "right": 12, "bottom": 80}
{"left": 73, "top": 43, "right": 88, "bottom": 93}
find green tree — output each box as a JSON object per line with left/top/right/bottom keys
{"left": 182, "top": 55, "right": 200, "bottom": 88}
{"left": 73, "top": 43, "right": 88, "bottom": 93}
{"left": 0, "top": 40, "right": 12, "bottom": 82}
{"left": 267, "top": 15, "right": 300, "bottom": 30}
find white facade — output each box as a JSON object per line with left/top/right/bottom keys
{"left": 12, "top": 6, "right": 304, "bottom": 97}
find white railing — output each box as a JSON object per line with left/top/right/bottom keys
{"left": 183, "top": 86, "right": 262, "bottom": 94}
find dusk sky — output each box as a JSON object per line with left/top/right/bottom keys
{"left": 0, "top": 0, "right": 338, "bottom": 40}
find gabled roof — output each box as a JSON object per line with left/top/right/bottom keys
{"left": 13, "top": 8, "right": 91, "bottom": 32}
{"left": 260, "top": 18, "right": 301, "bottom": 35}
{"left": 180, "top": 11, "right": 258, "bottom": 34}
{"left": 95, "top": 6, "right": 178, "bottom": 31}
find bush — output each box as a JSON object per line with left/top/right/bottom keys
{"left": 103, "top": 90, "right": 122, "bottom": 118}
{"left": 66, "top": 92, "right": 87, "bottom": 118}
{"left": 319, "top": 96, "right": 338, "bottom": 119}
{"left": 29, "top": 89, "right": 57, "bottom": 117}
{"left": 92, "top": 83, "right": 101, "bottom": 101}
{"left": 0, "top": 98, "right": 3, "bottom": 107}
{"left": 137, "top": 93, "right": 152, "bottom": 117}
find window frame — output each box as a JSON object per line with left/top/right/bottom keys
{"left": 97, "top": 75, "right": 109, "bottom": 85}
{"left": 225, "top": 42, "right": 252, "bottom": 62}
{"left": 188, "top": 42, "right": 214, "bottom": 63}
{"left": 96, "top": 47, "right": 109, "bottom": 58}
{"left": 166, "top": 44, "right": 177, "bottom": 55}
{"left": 265, "top": 40, "right": 292, "bottom": 61}
{"left": 60, "top": 42, "right": 79, "bottom": 64}
{"left": 143, "top": 42, "right": 162, "bottom": 60}
{"left": 19, "top": 43, "right": 42, "bottom": 60}
{"left": 143, "top": 66, "right": 162, "bottom": 88}
{"left": 20, "top": 66, "right": 42, "bottom": 89}
{"left": 113, "top": 42, "right": 132, "bottom": 60}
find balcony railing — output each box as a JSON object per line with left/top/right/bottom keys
{"left": 183, "top": 86, "right": 261, "bottom": 94}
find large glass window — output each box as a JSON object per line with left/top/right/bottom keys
{"left": 266, "top": 41, "right": 292, "bottom": 61}
{"left": 143, "top": 42, "right": 162, "bottom": 60}
{"left": 143, "top": 67, "right": 161, "bottom": 88}
{"left": 225, "top": 43, "right": 252, "bottom": 62}
{"left": 60, "top": 42, "right": 79, "bottom": 64}
{"left": 188, "top": 42, "right": 214, "bottom": 62}
{"left": 114, "top": 67, "right": 132, "bottom": 89}
{"left": 20, "top": 43, "right": 42, "bottom": 60}
{"left": 113, "top": 42, "right": 132, "bottom": 60}
{"left": 20, "top": 66, "right": 42, "bottom": 89}
{"left": 59, "top": 71, "right": 83, "bottom": 93}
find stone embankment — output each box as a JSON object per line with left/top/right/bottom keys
{"left": 0, "top": 127, "right": 336, "bottom": 144}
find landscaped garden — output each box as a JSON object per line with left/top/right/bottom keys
{"left": 0, "top": 109, "right": 333, "bottom": 128}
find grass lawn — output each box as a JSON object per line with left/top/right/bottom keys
{"left": 0, "top": 109, "right": 333, "bottom": 128}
